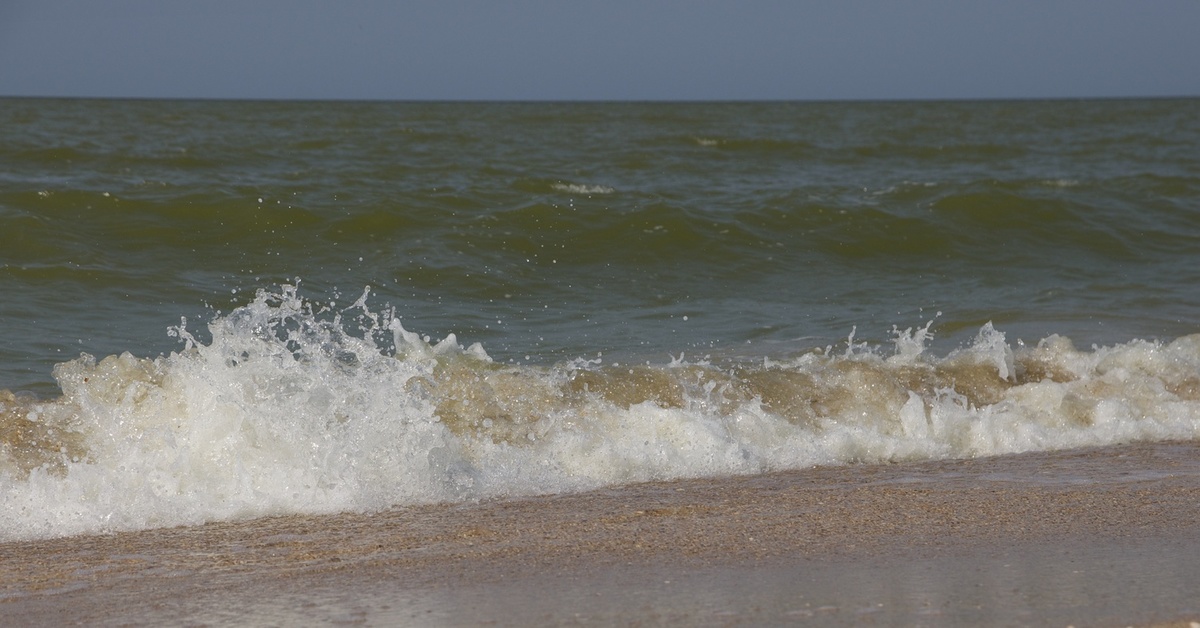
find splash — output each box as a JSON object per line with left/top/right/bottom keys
{"left": 3, "top": 286, "right": 1200, "bottom": 540}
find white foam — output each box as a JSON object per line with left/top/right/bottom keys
{"left": 550, "top": 182, "right": 614, "bottom": 195}
{"left": 3, "top": 286, "right": 1199, "bottom": 541}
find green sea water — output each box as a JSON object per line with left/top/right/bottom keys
{"left": 3, "top": 98, "right": 1197, "bottom": 395}
{"left": 4, "top": 98, "right": 1200, "bottom": 540}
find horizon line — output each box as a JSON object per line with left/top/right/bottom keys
{"left": 2, "top": 94, "right": 1198, "bottom": 106}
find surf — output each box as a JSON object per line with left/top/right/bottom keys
{"left": 3, "top": 285, "right": 1199, "bottom": 541}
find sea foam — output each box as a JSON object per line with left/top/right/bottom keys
{"left": 2, "top": 286, "right": 1199, "bottom": 541}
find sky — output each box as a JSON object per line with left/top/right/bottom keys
{"left": 1, "top": 1, "right": 1197, "bottom": 101}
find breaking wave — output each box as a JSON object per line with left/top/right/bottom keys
{"left": 3, "top": 286, "right": 1199, "bottom": 541}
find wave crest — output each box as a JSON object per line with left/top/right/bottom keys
{"left": 3, "top": 286, "right": 1199, "bottom": 540}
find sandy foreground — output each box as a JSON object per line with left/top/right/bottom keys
{"left": 3, "top": 441, "right": 1200, "bottom": 626}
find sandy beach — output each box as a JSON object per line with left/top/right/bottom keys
{"left": 4, "top": 440, "right": 1200, "bottom": 626}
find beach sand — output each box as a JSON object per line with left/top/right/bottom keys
{"left": 4, "top": 441, "right": 1200, "bottom": 626}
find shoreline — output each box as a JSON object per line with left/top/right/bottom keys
{"left": 4, "top": 441, "right": 1200, "bottom": 625}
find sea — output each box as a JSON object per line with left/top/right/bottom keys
{"left": 2, "top": 98, "right": 1199, "bottom": 542}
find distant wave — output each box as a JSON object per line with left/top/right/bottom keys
{"left": 550, "top": 182, "right": 615, "bottom": 195}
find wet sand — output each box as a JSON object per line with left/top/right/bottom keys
{"left": 4, "top": 441, "right": 1200, "bottom": 626}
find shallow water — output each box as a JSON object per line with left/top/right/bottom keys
{"left": 4, "top": 442, "right": 1200, "bottom": 626}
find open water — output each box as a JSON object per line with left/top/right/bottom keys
{"left": 2, "top": 98, "right": 1199, "bottom": 540}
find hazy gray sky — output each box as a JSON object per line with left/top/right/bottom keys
{"left": 1, "top": 1, "right": 1197, "bottom": 101}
